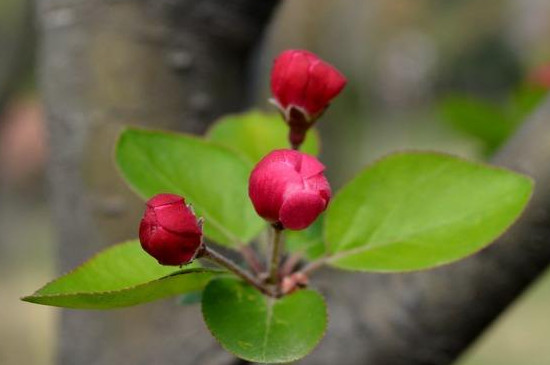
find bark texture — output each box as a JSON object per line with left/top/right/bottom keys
{"left": 39, "top": 1, "right": 278, "bottom": 364}
{"left": 300, "top": 95, "right": 550, "bottom": 365}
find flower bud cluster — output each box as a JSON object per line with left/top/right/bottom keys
{"left": 139, "top": 49, "right": 345, "bottom": 275}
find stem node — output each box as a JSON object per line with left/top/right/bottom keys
{"left": 200, "top": 246, "right": 275, "bottom": 297}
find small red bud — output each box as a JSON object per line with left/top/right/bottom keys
{"left": 139, "top": 193, "right": 203, "bottom": 266}
{"left": 248, "top": 149, "right": 331, "bottom": 230}
{"left": 270, "top": 49, "right": 347, "bottom": 120}
{"left": 529, "top": 63, "right": 550, "bottom": 89}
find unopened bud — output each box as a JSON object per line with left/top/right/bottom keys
{"left": 270, "top": 49, "right": 347, "bottom": 148}
{"left": 139, "top": 194, "right": 203, "bottom": 266}
{"left": 248, "top": 149, "right": 331, "bottom": 230}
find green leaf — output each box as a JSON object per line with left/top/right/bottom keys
{"left": 439, "top": 95, "right": 515, "bottom": 153}
{"left": 202, "top": 277, "right": 327, "bottom": 363}
{"left": 325, "top": 152, "right": 533, "bottom": 272}
{"left": 207, "top": 110, "right": 320, "bottom": 163}
{"left": 22, "top": 240, "right": 220, "bottom": 309}
{"left": 509, "top": 85, "right": 547, "bottom": 123}
{"left": 286, "top": 215, "right": 326, "bottom": 260}
{"left": 116, "top": 128, "right": 265, "bottom": 247}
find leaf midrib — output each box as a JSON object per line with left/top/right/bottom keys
{"left": 261, "top": 297, "right": 275, "bottom": 362}
{"left": 28, "top": 268, "right": 220, "bottom": 298}
{"left": 328, "top": 196, "right": 511, "bottom": 264}
{"left": 334, "top": 160, "right": 452, "bottom": 252}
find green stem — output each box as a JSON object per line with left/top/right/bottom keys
{"left": 268, "top": 225, "right": 283, "bottom": 286}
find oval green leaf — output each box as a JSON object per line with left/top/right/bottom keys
{"left": 202, "top": 277, "right": 327, "bottom": 363}
{"left": 326, "top": 152, "right": 533, "bottom": 272}
{"left": 206, "top": 110, "right": 320, "bottom": 163}
{"left": 116, "top": 128, "right": 265, "bottom": 247}
{"left": 22, "top": 240, "right": 221, "bottom": 309}
{"left": 439, "top": 95, "right": 514, "bottom": 152}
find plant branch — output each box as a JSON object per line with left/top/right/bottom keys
{"left": 302, "top": 94, "right": 550, "bottom": 365}
{"left": 297, "top": 256, "right": 329, "bottom": 277}
{"left": 201, "top": 246, "right": 274, "bottom": 297}
{"left": 281, "top": 252, "right": 303, "bottom": 277}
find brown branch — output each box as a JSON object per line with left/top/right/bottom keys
{"left": 303, "top": 95, "right": 550, "bottom": 365}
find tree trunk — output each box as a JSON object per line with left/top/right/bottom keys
{"left": 0, "top": 0, "right": 35, "bottom": 115}
{"left": 39, "top": 1, "right": 278, "bottom": 364}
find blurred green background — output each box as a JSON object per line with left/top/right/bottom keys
{"left": 1, "top": 0, "right": 550, "bottom": 364}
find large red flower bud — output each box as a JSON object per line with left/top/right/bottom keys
{"left": 271, "top": 50, "right": 347, "bottom": 118}
{"left": 139, "top": 193, "right": 203, "bottom": 266}
{"left": 249, "top": 149, "right": 331, "bottom": 230}
{"left": 270, "top": 49, "right": 347, "bottom": 148}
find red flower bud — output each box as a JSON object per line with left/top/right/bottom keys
{"left": 529, "top": 63, "right": 550, "bottom": 89}
{"left": 249, "top": 149, "right": 331, "bottom": 230}
{"left": 270, "top": 49, "right": 347, "bottom": 119}
{"left": 139, "top": 193, "right": 203, "bottom": 266}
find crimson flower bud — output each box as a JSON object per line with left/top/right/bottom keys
{"left": 270, "top": 49, "right": 347, "bottom": 148}
{"left": 249, "top": 149, "right": 331, "bottom": 230}
{"left": 139, "top": 193, "right": 203, "bottom": 266}
{"left": 271, "top": 49, "right": 347, "bottom": 118}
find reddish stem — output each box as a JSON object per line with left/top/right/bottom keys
{"left": 240, "top": 245, "right": 264, "bottom": 275}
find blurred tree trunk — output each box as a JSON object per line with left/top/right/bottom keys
{"left": 0, "top": 0, "right": 34, "bottom": 115}
{"left": 39, "top": 1, "right": 278, "bottom": 364}
{"left": 40, "top": 0, "right": 550, "bottom": 364}
{"left": 301, "top": 95, "right": 550, "bottom": 365}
